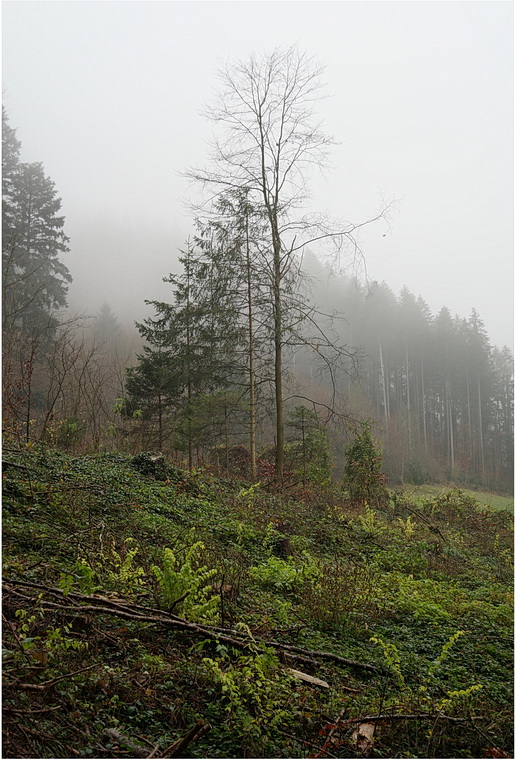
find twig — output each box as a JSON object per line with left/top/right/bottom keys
{"left": 403, "top": 505, "right": 447, "bottom": 542}
{"left": 4, "top": 705, "right": 62, "bottom": 715}
{"left": 279, "top": 729, "right": 339, "bottom": 758}
{"left": 12, "top": 663, "right": 98, "bottom": 691}
{"left": 2, "top": 460, "right": 34, "bottom": 472}
{"left": 316, "top": 705, "right": 348, "bottom": 757}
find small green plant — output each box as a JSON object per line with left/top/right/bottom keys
{"left": 437, "top": 683, "right": 483, "bottom": 712}
{"left": 397, "top": 514, "right": 416, "bottom": 539}
{"left": 371, "top": 629, "right": 483, "bottom": 721}
{"left": 249, "top": 552, "right": 319, "bottom": 593}
{"left": 151, "top": 539, "right": 218, "bottom": 622}
{"left": 358, "top": 502, "right": 388, "bottom": 537}
{"left": 202, "top": 634, "right": 295, "bottom": 749}
{"left": 238, "top": 482, "right": 262, "bottom": 504}
{"left": 104, "top": 538, "right": 145, "bottom": 597}
{"left": 427, "top": 629, "right": 465, "bottom": 679}
{"left": 249, "top": 556, "right": 298, "bottom": 591}
{"left": 14, "top": 609, "right": 87, "bottom": 660}
{"left": 370, "top": 635, "right": 405, "bottom": 687}
{"left": 69, "top": 538, "right": 145, "bottom": 599}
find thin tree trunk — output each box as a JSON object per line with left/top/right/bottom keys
{"left": 245, "top": 212, "right": 257, "bottom": 481}
{"left": 477, "top": 376, "right": 485, "bottom": 481}
{"left": 421, "top": 356, "right": 427, "bottom": 454}
{"left": 273, "top": 252, "right": 284, "bottom": 483}
{"left": 158, "top": 392, "right": 163, "bottom": 451}
{"left": 185, "top": 261, "right": 193, "bottom": 470}
{"left": 405, "top": 339, "right": 412, "bottom": 451}
{"left": 379, "top": 342, "right": 389, "bottom": 429}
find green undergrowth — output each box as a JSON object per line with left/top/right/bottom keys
{"left": 3, "top": 445, "right": 513, "bottom": 758}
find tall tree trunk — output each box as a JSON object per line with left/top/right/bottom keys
{"left": 405, "top": 338, "right": 412, "bottom": 451}
{"left": 266, "top": 205, "right": 284, "bottom": 484}
{"left": 158, "top": 392, "right": 163, "bottom": 451}
{"left": 446, "top": 382, "right": 454, "bottom": 475}
{"left": 379, "top": 342, "right": 389, "bottom": 429}
{"left": 477, "top": 376, "right": 485, "bottom": 481}
{"left": 245, "top": 212, "right": 257, "bottom": 481}
{"left": 185, "top": 262, "right": 193, "bottom": 470}
{"left": 274, "top": 263, "right": 284, "bottom": 483}
{"left": 421, "top": 356, "right": 427, "bottom": 454}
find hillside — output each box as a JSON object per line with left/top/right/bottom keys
{"left": 2, "top": 445, "right": 513, "bottom": 759}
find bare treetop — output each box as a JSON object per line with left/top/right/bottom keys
{"left": 189, "top": 46, "right": 334, "bottom": 214}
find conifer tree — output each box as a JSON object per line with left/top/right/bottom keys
{"left": 127, "top": 242, "right": 241, "bottom": 463}
{"left": 2, "top": 111, "right": 71, "bottom": 334}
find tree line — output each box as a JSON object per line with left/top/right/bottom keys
{"left": 305, "top": 276, "right": 513, "bottom": 490}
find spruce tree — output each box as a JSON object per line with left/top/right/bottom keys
{"left": 127, "top": 242, "right": 241, "bottom": 463}
{"left": 2, "top": 110, "right": 71, "bottom": 334}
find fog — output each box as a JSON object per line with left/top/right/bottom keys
{"left": 3, "top": 1, "right": 513, "bottom": 346}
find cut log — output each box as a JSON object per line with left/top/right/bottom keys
{"left": 287, "top": 668, "right": 329, "bottom": 688}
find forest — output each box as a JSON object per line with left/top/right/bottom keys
{"left": 2, "top": 47, "right": 513, "bottom": 759}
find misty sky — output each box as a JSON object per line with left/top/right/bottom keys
{"left": 2, "top": 0, "right": 513, "bottom": 349}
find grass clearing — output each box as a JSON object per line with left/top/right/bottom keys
{"left": 407, "top": 484, "right": 514, "bottom": 512}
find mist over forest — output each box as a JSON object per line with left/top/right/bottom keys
{"left": 3, "top": 69, "right": 513, "bottom": 492}
{"left": 3, "top": 13, "right": 514, "bottom": 758}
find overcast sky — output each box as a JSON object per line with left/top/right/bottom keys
{"left": 3, "top": 0, "right": 513, "bottom": 349}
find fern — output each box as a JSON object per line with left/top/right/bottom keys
{"left": 151, "top": 541, "right": 218, "bottom": 623}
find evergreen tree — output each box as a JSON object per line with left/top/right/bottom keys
{"left": 195, "top": 189, "right": 275, "bottom": 479}
{"left": 344, "top": 421, "right": 388, "bottom": 506}
{"left": 127, "top": 242, "right": 241, "bottom": 463}
{"left": 286, "top": 406, "right": 332, "bottom": 486}
{"left": 2, "top": 111, "right": 71, "bottom": 333}
{"left": 125, "top": 348, "right": 181, "bottom": 451}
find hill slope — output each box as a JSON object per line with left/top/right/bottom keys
{"left": 2, "top": 446, "right": 513, "bottom": 758}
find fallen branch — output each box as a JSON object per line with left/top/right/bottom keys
{"left": 161, "top": 720, "right": 211, "bottom": 758}
{"left": 403, "top": 506, "right": 447, "bottom": 543}
{"left": 3, "top": 579, "right": 379, "bottom": 674}
{"left": 7, "top": 663, "right": 98, "bottom": 692}
{"left": 104, "top": 728, "right": 148, "bottom": 758}
{"left": 264, "top": 639, "right": 379, "bottom": 673}
{"left": 4, "top": 705, "right": 62, "bottom": 715}
{"left": 341, "top": 713, "right": 486, "bottom": 724}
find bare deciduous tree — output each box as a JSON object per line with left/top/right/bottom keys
{"left": 187, "top": 47, "right": 392, "bottom": 482}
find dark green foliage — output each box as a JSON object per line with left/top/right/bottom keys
{"left": 2, "top": 111, "right": 71, "bottom": 332}
{"left": 286, "top": 405, "right": 332, "bottom": 486}
{"left": 344, "top": 421, "right": 389, "bottom": 506}
{"left": 131, "top": 452, "right": 169, "bottom": 480}
{"left": 125, "top": 348, "right": 181, "bottom": 449}
{"left": 126, "top": 242, "right": 243, "bottom": 458}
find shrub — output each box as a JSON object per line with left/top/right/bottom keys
{"left": 344, "top": 421, "right": 389, "bottom": 506}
